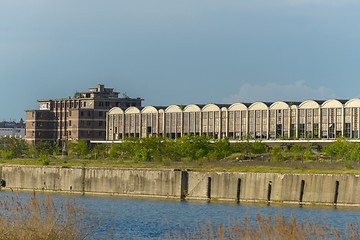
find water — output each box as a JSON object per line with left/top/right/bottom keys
{"left": 1, "top": 192, "right": 359, "bottom": 239}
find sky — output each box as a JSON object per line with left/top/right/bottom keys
{"left": 1, "top": 0, "right": 360, "bottom": 120}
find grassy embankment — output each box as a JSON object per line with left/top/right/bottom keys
{"left": 1, "top": 136, "right": 360, "bottom": 174}
{"left": 1, "top": 156, "right": 359, "bottom": 174}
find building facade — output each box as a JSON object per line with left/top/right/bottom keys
{"left": 0, "top": 120, "right": 26, "bottom": 139}
{"left": 26, "top": 84, "right": 142, "bottom": 145}
{"left": 106, "top": 99, "right": 360, "bottom": 141}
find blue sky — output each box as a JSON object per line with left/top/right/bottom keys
{"left": 1, "top": 0, "right": 360, "bottom": 120}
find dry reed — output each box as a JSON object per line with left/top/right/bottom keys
{"left": 167, "top": 213, "right": 359, "bottom": 240}
{"left": 0, "top": 192, "right": 94, "bottom": 240}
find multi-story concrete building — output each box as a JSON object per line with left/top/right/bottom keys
{"left": 106, "top": 99, "right": 360, "bottom": 141}
{"left": 26, "top": 84, "right": 142, "bottom": 145}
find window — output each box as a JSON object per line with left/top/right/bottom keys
{"left": 299, "top": 124, "right": 305, "bottom": 138}
{"left": 345, "top": 123, "right": 351, "bottom": 138}
{"left": 313, "top": 123, "right": 319, "bottom": 138}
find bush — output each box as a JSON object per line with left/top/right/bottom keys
{"left": 271, "top": 146, "right": 283, "bottom": 162}
{"left": 1, "top": 150, "right": 14, "bottom": 159}
{"left": 39, "top": 154, "right": 50, "bottom": 165}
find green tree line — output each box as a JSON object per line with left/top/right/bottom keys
{"left": 0, "top": 136, "right": 359, "bottom": 167}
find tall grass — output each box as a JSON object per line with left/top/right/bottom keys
{"left": 0, "top": 192, "right": 94, "bottom": 240}
{"left": 168, "top": 213, "right": 359, "bottom": 240}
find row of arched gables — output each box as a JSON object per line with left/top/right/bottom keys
{"left": 106, "top": 98, "right": 360, "bottom": 140}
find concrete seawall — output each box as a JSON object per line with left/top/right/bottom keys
{"left": 1, "top": 165, "right": 359, "bottom": 206}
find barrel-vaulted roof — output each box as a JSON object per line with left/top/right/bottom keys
{"left": 345, "top": 98, "right": 360, "bottom": 108}
{"left": 108, "top": 107, "right": 124, "bottom": 115}
{"left": 299, "top": 100, "right": 320, "bottom": 109}
{"left": 125, "top": 106, "right": 141, "bottom": 114}
{"left": 141, "top": 106, "right": 158, "bottom": 114}
{"left": 202, "top": 104, "right": 220, "bottom": 112}
{"left": 165, "top": 105, "right": 182, "bottom": 113}
{"left": 249, "top": 102, "right": 268, "bottom": 110}
{"left": 183, "top": 104, "right": 201, "bottom": 112}
{"left": 270, "top": 101, "right": 290, "bottom": 110}
{"left": 321, "top": 99, "right": 344, "bottom": 108}
{"left": 228, "top": 103, "right": 248, "bottom": 111}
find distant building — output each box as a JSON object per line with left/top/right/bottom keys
{"left": 25, "top": 84, "right": 143, "bottom": 145}
{"left": 106, "top": 99, "right": 360, "bottom": 140}
{"left": 0, "top": 119, "right": 25, "bottom": 139}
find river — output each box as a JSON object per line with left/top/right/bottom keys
{"left": 1, "top": 192, "right": 359, "bottom": 239}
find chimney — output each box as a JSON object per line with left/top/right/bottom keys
{"left": 98, "top": 84, "right": 105, "bottom": 92}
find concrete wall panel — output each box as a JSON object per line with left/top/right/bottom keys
{"left": 0, "top": 166, "right": 359, "bottom": 206}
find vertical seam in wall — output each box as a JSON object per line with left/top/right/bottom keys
{"left": 0, "top": 166, "right": 2, "bottom": 189}
{"left": 82, "top": 167, "right": 86, "bottom": 195}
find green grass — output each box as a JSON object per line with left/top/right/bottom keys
{"left": 0, "top": 157, "right": 359, "bottom": 174}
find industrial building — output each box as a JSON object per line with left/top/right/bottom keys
{"left": 106, "top": 99, "right": 360, "bottom": 141}
{"left": 25, "top": 84, "right": 143, "bottom": 145}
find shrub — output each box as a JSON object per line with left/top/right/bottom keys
{"left": 39, "top": 154, "right": 50, "bottom": 165}
{"left": 1, "top": 150, "right": 14, "bottom": 159}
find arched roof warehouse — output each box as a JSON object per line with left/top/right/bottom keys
{"left": 106, "top": 98, "right": 360, "bottom": 141}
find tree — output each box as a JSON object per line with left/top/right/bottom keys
{"left": 271, "top": 146, "right": 283, "bottom": 162}
{"left": 92, "top": 144, "right": 107, "bottom": 159}
{"left": 0, "top": 137, "right": 29, "bottom": 159}
{"left": 108, "top": 143, "right": 122, "bottom": 159}
{"left": 324, "top": 138, "right": 349, "bottom": 161}
{"left": 70, "top": 140, "right": 90, "bottom": 158}
{"left": 212, "top": 138, "right": 231, "bottom": 159}
{"left": 251, "top": 141, "right": 268, "bottom": 154}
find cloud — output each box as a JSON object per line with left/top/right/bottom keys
{"left": 222, "top": 80, "right": 336, "bottom": 103}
